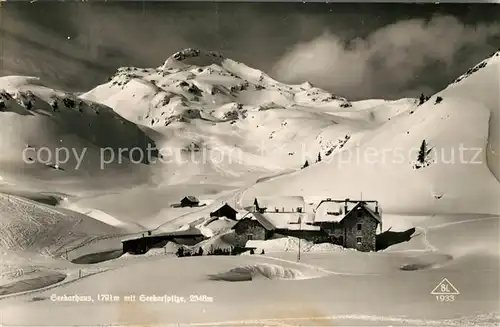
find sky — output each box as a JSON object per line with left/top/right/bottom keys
{"left": 0, "top": 2, "right": 499, "bottom": 100}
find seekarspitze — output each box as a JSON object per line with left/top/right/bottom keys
{"left": 139, "top": 294, "right": 185, "bottom": 303}
{"left": 50, "top": 294, "right": 93, "bottom": 302}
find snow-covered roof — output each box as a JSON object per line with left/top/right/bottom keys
{"left": 256, "top": 196, "right": 305, "bottom": 212}
{"left": 263, "top": 212, "right": 296, "bottom": 229}
{"left": 121, "top": 234, "right": 144, "bottom": 242}
{"left": 211, "top": 203, "right": 237, "bottom": 213}
{"left": 245, "top": 211, "right": 276, "bottom": 231}
{"left": 314, "top": 201, "right": 350, "bottom": 223}
{"left": 205, "top": 217, "right": 237, "bottom": 231}
{"left": 154, "top": 226, "right": 204, "bottom": 238}
{"left": 182, "top": 196, "right": 199, "bottom": 203}
{"left": 314, "top": 200, "right": 381, "bottom": 224}
{"left": 235, "top": 211, "right": 319, "bottom": 231}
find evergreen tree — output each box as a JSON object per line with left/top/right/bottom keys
{"left": 317, "top": 152, "right": 322, "bottom": 162}
{"left": 302, "top": 160, "right": 309, "bottom": 169}
{"left": 417, "top": 140, "right": 433, "bottom": 165}
{"left": 417, "top": 140, "right": 427, "bottom": 164}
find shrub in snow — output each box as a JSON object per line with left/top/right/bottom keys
{"left": 181, "top": 141, "right": 202, "bottom": 153}
{"left": 206, "top": 247, "right": 232, "bottom": 256}
{"left": 418, "top": 93, "right": 430, "bottom": 106}
{"left": 223, "top": 110, "right": 239, "bottom": 120}
{"left": 325, "top": 147, "right": 334, "bottom": 156}
{"left": 435, "top": 96, "right": 443, "bottom": 104}
{"left": 176, "top": 247, "right": 185, "bottom": 257}
{"left": 337, "top": 135, "right": 351, "bottom": 149}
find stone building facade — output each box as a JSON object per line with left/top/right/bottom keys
{"left": 231, "top": 218, "right": 272, "bottom": 247}
{"left": 313, "top": 200, "right": 381, "bottom": 252}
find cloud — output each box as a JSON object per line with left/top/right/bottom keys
{"left": 272, "top": 15, "right": 500, "bottom": 100}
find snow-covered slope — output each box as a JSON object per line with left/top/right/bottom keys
{"left": 235, "top": 51, "right": 500, "bottom": 215}
{"left": 0, "top": 76, "right": 157, "bottom": 191}
{"left": 439, "top": 50, "right": 500, "bottom": 182}
{"left": 0, "top": 193, "right": 122, "bottom": 255}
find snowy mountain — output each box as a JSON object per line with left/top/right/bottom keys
{"left": 0, "top": 47, "right": 499, "bottom": 327}
{"left": 79, "top": 49, "right": 421, "bottom": 189}
{"left": 81, "top": 48, "right": 499, "bottom": 218}
{"left": 0, "top": 47, "right": 497, "bottom": 252}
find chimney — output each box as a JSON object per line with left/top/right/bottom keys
{"left": 344, "top": 198, "right": 349, "bottom": 213}
{"left": 375, "top": 201, "right": 379, "bottom": 214}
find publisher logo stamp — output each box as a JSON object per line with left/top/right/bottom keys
{"left": 431, "top": 278, "right": 459, "bottom": 302}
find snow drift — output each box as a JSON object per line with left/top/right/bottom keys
{"left": 208, "top": 263, "right": 328, "bottom": 282}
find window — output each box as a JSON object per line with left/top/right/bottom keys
{"left": 247, "top": 234, "right": 253, "bottom": 240}
{"left": 356, "top": 237, "right": 362, "bottom": 244}
{"left": 327, "top": 211, "right": 340, "bottom": 216}
{"left": 357, "top": 223, "right": 362, "bottom": 231}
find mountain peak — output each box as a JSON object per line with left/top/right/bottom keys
{"left": 161, "top": 48, "right": 226, "bottom": 70}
